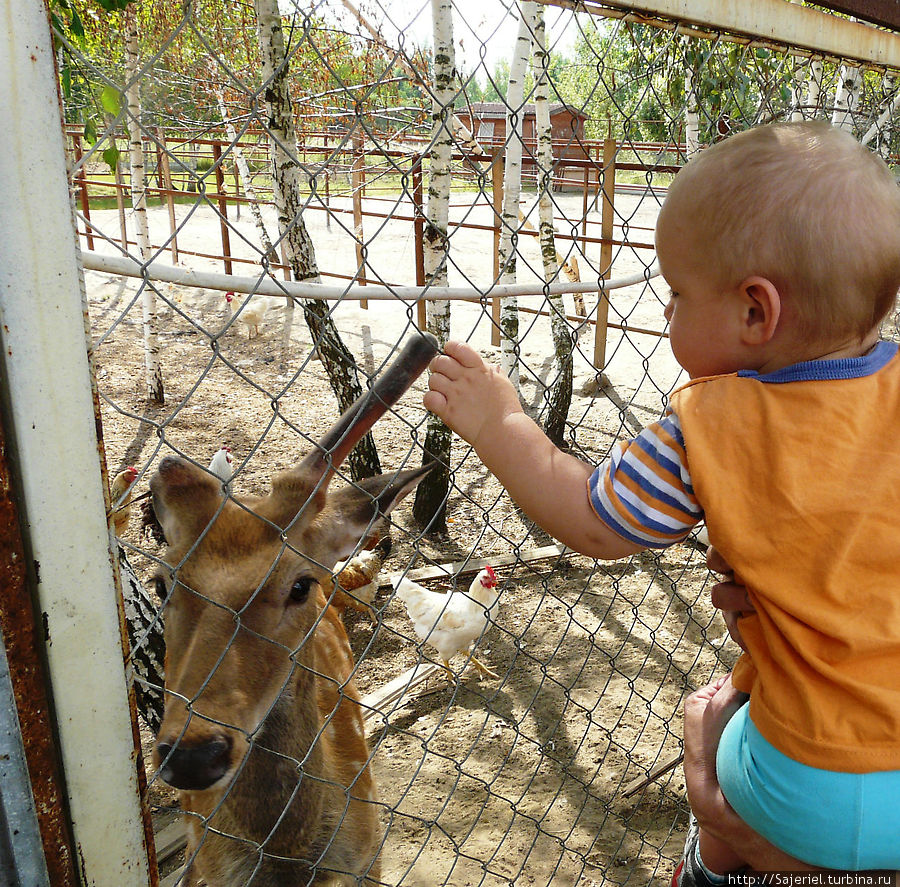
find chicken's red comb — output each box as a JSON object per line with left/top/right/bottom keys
{"left": 125, "top": 466, "right": 138, "bottom": 478}
{"left": 483, "top": 565, "right": 497, "bottom": 586}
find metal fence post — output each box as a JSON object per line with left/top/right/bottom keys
{"left": 0, "top": 3, "right": 155, "bottom": 885}
{"left": 0, "top": 629, "right": 51, "bottom": 887}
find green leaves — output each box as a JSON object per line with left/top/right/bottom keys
{"left": 100, "top": 85, "right": 121, "bottom": 116}
{"left": 94, "top": 0, "right": 137, "bottom": 10}
{"left": 102, "top": 143, "right": 121, "bottom": 170}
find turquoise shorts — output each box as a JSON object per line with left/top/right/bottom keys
{"left": 716, "top": 702, "right": 900, "bottom": 870}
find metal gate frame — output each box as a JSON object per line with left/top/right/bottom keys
{"left": 0, "top": 2, "right": 155, "bottom": 885}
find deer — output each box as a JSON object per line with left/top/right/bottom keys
{"left": 149, "top": 332, "right": 439, "bottom": 886}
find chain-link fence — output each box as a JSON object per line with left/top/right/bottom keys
{"left": 43, "top": 0, "right": 900, "bottom": 884}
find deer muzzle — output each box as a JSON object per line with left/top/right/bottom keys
{"left": 156, "top": 735, "right": 233, "bottom": 791}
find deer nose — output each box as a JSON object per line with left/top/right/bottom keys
{"left": 156, "top": 736, "right": 232, "bottom": 790}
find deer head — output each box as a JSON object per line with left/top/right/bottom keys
{"left": 149, "top": 333, "right": 438, "bottom": 793}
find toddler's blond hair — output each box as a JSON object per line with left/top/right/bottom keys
{"left": 661, "top": 121, "right": 900, "bottom": 345}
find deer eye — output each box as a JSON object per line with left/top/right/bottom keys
{"left": 288, "top": 576, "right": 314, "bottom": 605}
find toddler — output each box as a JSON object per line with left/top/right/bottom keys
{"left": 423, "top": 121, "right": 900, "bottom": 879}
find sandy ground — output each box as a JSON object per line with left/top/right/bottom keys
{"left": 85, "top": 185, "right": 737, "bottom": 886}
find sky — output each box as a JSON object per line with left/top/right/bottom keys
{"left": 314, "top": 0, "right": 584, "bottom": 82}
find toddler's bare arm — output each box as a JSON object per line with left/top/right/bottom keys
{"left": 425, "top": 342, "right": 644, "bottom": 560}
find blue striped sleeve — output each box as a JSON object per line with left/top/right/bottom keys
{"left": 588, "top": 411, "right": 703, "bottom": 548}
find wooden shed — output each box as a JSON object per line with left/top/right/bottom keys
{"left": 455, "top": 101, "right": 591, "bottom": 187}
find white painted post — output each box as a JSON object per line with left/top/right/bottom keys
{"left": 0, "top": 4, "right": 155, "bottom": 886}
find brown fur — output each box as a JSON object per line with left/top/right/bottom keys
{"left": 150, "top": 455, "right": 429, "bottom": 886}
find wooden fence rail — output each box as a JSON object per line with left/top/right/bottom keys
{"left": 67, "top": 128, "right": 672, "bottom": 361}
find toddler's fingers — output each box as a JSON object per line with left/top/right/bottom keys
{"left": 710, "top": 581, "right": 752, "bottom": 613}
{"left": 429, "top": 353, "right": 465, "bottom": 380}
{"left": 442, "top": 340, "right": 484, "bottom": 368}
{"left": 423, "top": 389, "right": 447, "bottom": 416}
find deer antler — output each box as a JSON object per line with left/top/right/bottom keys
{"left": 300, "top": 332, "right": 439, "bottom": 477}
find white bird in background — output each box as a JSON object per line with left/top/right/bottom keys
{"left": 225, "top": 291, "right": 271, "bottom": 339}
{"left": 394, "top": 566, "right": 501, "bottom": 681}
{"left": 207, "top": 445, "right": 234, "bottom": 494}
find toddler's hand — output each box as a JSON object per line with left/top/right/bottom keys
{"left": 423, "top": 341, "right": 522, "bottom": 449}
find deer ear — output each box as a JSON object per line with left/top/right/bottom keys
{"left": 149, "top": 456, "right": 225, "bottom": 552}
{"left": 312, "top": 463, "right": 435, "bottom": 564}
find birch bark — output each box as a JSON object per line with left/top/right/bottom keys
{"left": 497, "top": 0, "right": 537, "bottom": 387}
{"left": 831, "top": 64, "right": 861, "bottom": 131}
{"left": 861, "top": 75, "right": 899, "bottom": 156}
{"left": 805, "top": 59, "right": 824, "bottom": 116}
{"left": 412, "top": 0, "right": 455, "bottom": 534}
{"left": 124, "top": 4, "right": 164, "bottom": 404}
{"left": 254, "top": 0, "right": 380, "bottom": 480}
{"left": 684, "top": 52, "right": 701, "bottom": 159}
{"left": 532, "top": 5, "right": 572, "bottom": 448}
{"left": 210, "top": 76, "right": 276, "bottom": 263}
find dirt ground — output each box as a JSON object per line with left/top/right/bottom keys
{"left": 85, "top": 189, "right": 736, "bottom": 886}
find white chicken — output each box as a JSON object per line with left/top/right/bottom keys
{"left": 394, "top": 566, "right": 500, "bottom": 681}
{"left": 226, "top": 291, "right": 271, "bottom": 339}
{"left": 207, "top": 445, "right": 234, "bottom": 494}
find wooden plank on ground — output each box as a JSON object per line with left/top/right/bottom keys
{"left": 378, "top": 542, "right": 570, "bottom": 589}
{"left": 154, "top": 818, "right": 187, "bottom": 865}
{"left": 360, "top": 661, "right": 442, "bottom": 722}
{"left": 161, "top": 864, "right": 188, "bottom": 887}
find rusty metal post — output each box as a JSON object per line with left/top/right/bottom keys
{"left": 0, "top": 419, "right": 66, "bottom": 886}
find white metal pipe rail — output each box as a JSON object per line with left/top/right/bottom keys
{"left": 81, "top": 252, "right": 661, "bottom": 301}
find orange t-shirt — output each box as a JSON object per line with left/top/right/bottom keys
{"left": 670, "top": 343, "right": 900, "bottom": 772}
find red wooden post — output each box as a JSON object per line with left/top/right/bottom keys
{"left": 211, "top": 140, "right": 233, "bottom": 275}
{"left": 352, "top": 131, "right": 367, "bottom": 307}
{"left": 491, "top": 149, "right": 504, "bottom": 347}
{"left": 114, "top": 158, "right": 128, "bottom": 251}
{"left": 157, "top": 128, "right": 179, "bottom": 263}
{"left": 72, "top": 132, "right": 95, "bottom": 251}
{"left": 594, "top": 138, "right": 617, "bottom": 369}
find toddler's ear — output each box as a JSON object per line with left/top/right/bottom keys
{"left": 737, "top": 276, "right": 781, "bottom": 346}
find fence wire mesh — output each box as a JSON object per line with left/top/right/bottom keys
{"left": 49, "top": 0, "right": 900, "bottom": 884}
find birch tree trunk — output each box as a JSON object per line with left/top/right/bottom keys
{"left": 805, "top": 58, "right": 824, "bottom": 117}
{"left": 412, "top": 0, "right": 455, "bottom": 534}
{"left": 210, "top": 76, "right": 276, "bottom": 263}
{"left": 790, "top": 65, "right": 805, "bottom": 121}
{"left": 497, "top": 0, "right": 537, "bottom": 387}
{"left": 340, "top": 0, "right": 485, "bottom": 161}
{"left": 254, "top": 0, "right": 380, "bottom": 480}
{"left": 684, "top": 51, "right": 701, "bottom": 159}
{"left": 532, "top": 5, "right": 572, "bottom": 448}
{"left": 831, "top": 64, "right": 861, "bottom": 131}
{"left": 861, "top": 75, "right": 899, "bottom": 156}
{"left": 124, "top": 4, "right": 164, "bottom": 404}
